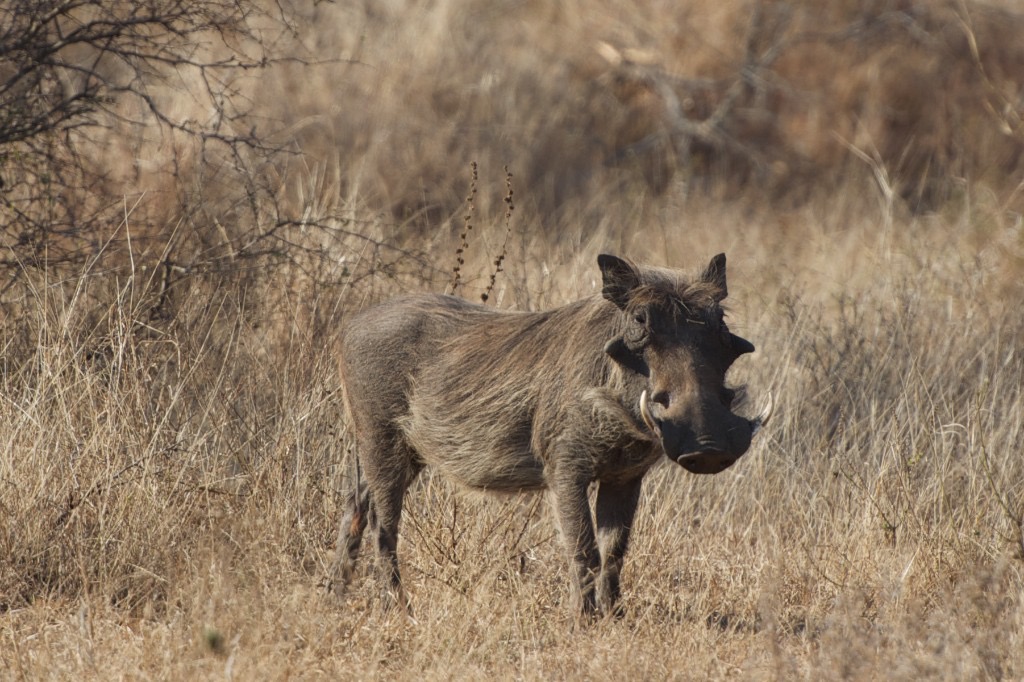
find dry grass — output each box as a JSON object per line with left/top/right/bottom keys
{"left": 3, "top": 0, "right": 1024, "bottom": 679}
{"left": 3, "top": 198, "right": 1023, "bottom": 679}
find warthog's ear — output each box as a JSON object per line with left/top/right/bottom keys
{"left": 701, "top": 253, "right": 728, "bottom": 302}
{"left": 598, "top": 254, "right": 641, "bottom": 309}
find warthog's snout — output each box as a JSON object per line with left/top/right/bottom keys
{"left": 640, "top": 390, "right": 774, "bottom": 474}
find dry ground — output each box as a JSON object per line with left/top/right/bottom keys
{"left": 2, "top": 1, "right": 1024, "bottom": 679}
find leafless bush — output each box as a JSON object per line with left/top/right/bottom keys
{"left": 0, "top": 1, "right": 268, "bottom": 263}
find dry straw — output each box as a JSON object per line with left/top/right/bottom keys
{"left": 481, "top": 165, "right": 514, "bottom": 304}
{"left": 447, "top": 161, "right": 478, "bottom": 296}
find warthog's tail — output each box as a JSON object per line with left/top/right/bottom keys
{"left": 329, "top": 445, "right": 370, "bottom": 595}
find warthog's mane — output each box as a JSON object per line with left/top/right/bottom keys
{"left": 626, "top": 265, "right": 727, "bottom": 327}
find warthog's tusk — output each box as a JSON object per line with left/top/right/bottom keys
{"left": 639, "top": 390, "right": 660, "bottom": 435}
{"left": 750, "top": 392, "right": 774, "bottom": 437}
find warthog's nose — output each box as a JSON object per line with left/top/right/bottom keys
{"left": 641, "top": 390, "right": 774, "bottom": 475}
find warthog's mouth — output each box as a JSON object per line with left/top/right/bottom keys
{"left": 640, "top": 391, "right": 774, "bottom": 475}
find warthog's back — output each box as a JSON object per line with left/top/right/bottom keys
{"left": 339, "top": 293, "right": 620, "bottom": 491}
{"left": 339, "top": 294, "right": 484, "bottom": 400}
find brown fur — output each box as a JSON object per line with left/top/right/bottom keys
{"left": 330, "top": 254, "right": 760, "bottom": 618}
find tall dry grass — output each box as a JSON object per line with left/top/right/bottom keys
{"left": 3, "top": 0, "right": 1024, "bottom": 679}
{"left": 3, "top": 196, "right": 1023, "bottom": 679}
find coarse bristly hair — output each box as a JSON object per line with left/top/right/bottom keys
{"left": 626, "top": 264, "right": 728, "bottom": 325}
{"left": 330, "top": 254, "right": 761, "bottom": 618}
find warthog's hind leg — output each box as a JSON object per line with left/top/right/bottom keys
{"left": 359, "top": 433, "right": 422, "bottom": 613}
{"left": 595, "top": 477, "right": 643, "bottom": 617}
{"left": 367, "top": 463, "right": 422, "bottom": 613}
{"left": 329, "top": 474, "right": 371, "bottom": 596}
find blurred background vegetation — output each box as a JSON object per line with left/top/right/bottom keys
{"left": 3, "top": 0, "right": 1023, "bottom": 308}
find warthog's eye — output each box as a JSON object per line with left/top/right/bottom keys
{"left": 633, "top": 311, "right": 647, "bottom": 326}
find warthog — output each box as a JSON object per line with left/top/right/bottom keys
{"left": 330, "top": 253, "right": 771, "bottom": 617}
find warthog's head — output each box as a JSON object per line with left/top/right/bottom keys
{"left": 600, "top": 254, "right": 772, "bottom": 474}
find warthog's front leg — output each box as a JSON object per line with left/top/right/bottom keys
{"left": 552, "top": 471, "right": 601, "bottom": 619}
{"left": 595, "top": 477, "right": 643, "bottom": 617}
